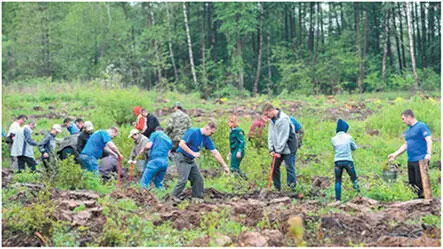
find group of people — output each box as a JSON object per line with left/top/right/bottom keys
{"left": 4, "top": 100, "right": 433, "bottom": 202}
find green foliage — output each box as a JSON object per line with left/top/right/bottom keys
{"left": 366, "top": 178, "right": 415, "bottom": 201}
{"left": 421, "top": 215, "right": 441, "bottom": 229}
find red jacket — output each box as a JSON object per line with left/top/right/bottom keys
{"left": 133, "top": 106, "right": 146, "bottom": 132}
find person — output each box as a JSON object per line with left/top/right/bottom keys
{"left": 79, "top": 127, "right": 123, "bottom": 174}
{"left": 99, "top": 151, "right": 126, "bottom": 181}
{"left": 331, "top": 119, "right": 360, "bottom": 204}
{"left": 133, "top": 106, "right": 147, "bottom": 133}
{"left": 172, "top": 122, "right": 230, "bottom": 201}
{"left": 127, "top": 129, "right": 150, "bottom": 173}
{"left": 139, "top": 127, "right": 173, "bottom": 189}
{"left": 6, "top": 114, "right": 28, "bottom": 171}
{"left": 227, "top": 115, "right": 247, "bottom": 179}
{"left": 11, "top": 120, "right": 38, "bottom": 173}
{"left": 388, "top": 109, "right": 433, "bottom": 199}
{"left": 74, "top": 118, "right": 85, "bottom": 132}
{"left": 63, "top": 117, "right": 81, "bottom": 135}
{"left": 289, "top": 115, "right": 304, "bottom": 170}
{"left": 143, "top": 110, "right": 160, "bottom": 139}
{"left": 58, "top": 120, "right": 92, "bottom": 162}
{"left": 77, "top": 121, "right": 94, "bottom": 153}
{"left": 165, "top": 102, "right": 192, "bottom": 153}
{"left": 38, "top": 124, "right": 63, "bottom": 178}
{"left": 262, "top": 103, "right": 298, "bottom": 195}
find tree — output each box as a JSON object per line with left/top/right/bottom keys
{"left": 253, "top": 3, "right": 264, "bottom": 97}
{"left": 183, "top": 2, "right": 198, "bottom": 87}
{"left": 405, "top": 2, "right": 419, "bottom": 91}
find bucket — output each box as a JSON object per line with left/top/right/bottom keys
{"left": 382, "top": 169, "right": 397, "bottom": 182}
{"left": 136, "top": 160, "right": 146, "bottom": 173}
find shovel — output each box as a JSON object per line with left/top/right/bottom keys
{"left": 129, "top": 163, "right": 135, "bottom": 182}
{"left": 117, "top": 158, "right": 121, "bottom": 187}
{"left": 267, "top": 155, "right": 277, "bottom": 190}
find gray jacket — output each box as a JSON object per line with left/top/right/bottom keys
{"left": 11, "top": 126, "right": 38, "bottom": 158}
{"left": 268, "top": 110, "right": 293, "bottom": 155}
{"left": 331, "top": 131, "right": 357, "bottom": 162}
{"left": 38, "top": 132, "right": 57, "bottom": 155}
{"left": 129, "top": 134, "right": 150, "bottom": 161}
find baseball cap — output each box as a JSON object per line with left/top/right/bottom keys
{"left": 128, "top": 129, "right": 140, "bottom": 138}
{"left": 84, "top": 121, "right": 94, "bottom": 132}
{"left": 52, "top": 124, "right": 62, "bottom": 133}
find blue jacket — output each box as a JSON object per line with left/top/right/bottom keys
{"left": 149, "top": 131, "right": 172, "bottom": 161}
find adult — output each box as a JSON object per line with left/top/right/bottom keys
{"left": 74, "top": 118, "right": 85, "bottom": 132}
{"left": 247, "top": 114, "right": 268, "bottom": 148}
{"left": 139, "top": 127, "right": 172, "bottom": 189}
{"left": 165, "top": 102, "right": 192, "bottom": 152}
{"left": 99, "top": 151, "right": 125, "bottom": 181}
{"left": 7, "top": 114, "right": 28, "bottom": 171}
{"left": 79, "top": 127, "right": 123, "bottom": 173}
{"left": 77, "top": 121, "right": 94, "bottom": 153}
{"left": 388, "top": 109, "right": 433, "bottom": 199}
{"left": 38, "top": 124, "right": 63, "bottom": 178}
{"left": 143, "top": 109, "right": 160, "bottom": 139}
{"left": 262, "top": 103, "right": 298, "bottom": 195}
{"left": 289, "top": 115, "right": 304, "bottom": 168}
{"left": 63, "top": 117, "right": 81, "bottom": 135}
{"left": 127, "top": 129, "right": 150, "bottom": 173}
{"left": 11, "top": 120, "right": 38, "bottom": 173}
{"left": 172, "top": 122, "right": 230, "bottom": 201}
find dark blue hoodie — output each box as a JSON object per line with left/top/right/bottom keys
{"left": 336, "top": 119, "right": 349, "bottom": 133}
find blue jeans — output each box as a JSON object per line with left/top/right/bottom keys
{"left": 79, "top": 154, "right": 99, "bottom": 173}
{"left": 272, "top": 153, "right": 296, "bottom": 191}
{"left": 334, "top": 160, "right": 359, "bottom": 201}
{"left": 140, "top": 158, "right": 168, "bottom": 189}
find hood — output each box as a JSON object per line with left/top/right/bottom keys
{"left": 336, "top": 119, "right": 349, "bottom": 133}
{"left": 133, "top": 106, "right": 141, "bottom": 116}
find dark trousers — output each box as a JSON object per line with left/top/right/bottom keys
{"left": 41, "top": 156, "right": 56, "bottom": 179}
{"left": 334, "top": 160, "right": 359, "bottom": 201}
{"left": 408, "top": 161, "right": 424, "bottom": 198}
{"left": 272, "top": 153, "right": 296, "bottom": 191}
{"left": 17, "top": 156, "right": 37, "bottom": 172}
{"left": 172, "top": 153, "right": 204, "bottom": 198}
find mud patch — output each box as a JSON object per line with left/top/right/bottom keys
{"left": 110, "top": 188, "right": 158, "bottom": 207}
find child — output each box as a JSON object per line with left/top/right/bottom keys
{"left": 331, "top": 119, "right": 360, "bottom": 204}
{"left": 228, "top": 115, "right": 247, "bottom": 179}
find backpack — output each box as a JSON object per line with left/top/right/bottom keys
{"left": 287, "top": 122, "right": 298, "bottom": 153}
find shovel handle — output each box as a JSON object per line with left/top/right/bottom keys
{"left": 117, "top": 158, "right": 121, "bottom": 187}
{"left": 129, "top": 163, "right": 134, "bottom": 182}
{"left": 268, "top": 155, "right": 277, "bottom": 190}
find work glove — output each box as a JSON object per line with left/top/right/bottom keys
{"left": 128, "top": 160, "right": 137, "bottom": 164}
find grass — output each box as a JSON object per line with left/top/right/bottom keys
{"left": 2, "top": 79, "right": 441, "bottom": 246}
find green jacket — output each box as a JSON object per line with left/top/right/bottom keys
{"left": 229, "top": 127, "right": 245, "bottom": 153}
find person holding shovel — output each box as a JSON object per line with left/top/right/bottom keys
{"left": 171, "top": 121, "right": 230, "bottom": 202}
{"left": 227, "top": 115, "right": 247, "bottom": 179}
{"left": 388, "top": 109, "right": 432, "bottom": 199}
{"left": 262, "top": 103, "right": 298, "bottom": 196}
{"left": 331, "top": 119, "right": 360, "bottom": 204}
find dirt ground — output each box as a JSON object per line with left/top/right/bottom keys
{"left": 2, "top": 168, "right": 440, "bottom": 247}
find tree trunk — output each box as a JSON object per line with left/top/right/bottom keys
{"left": 420, "top": 2, "right": 427, "bottom": 67}
{"left": 355, "top": 3, "right": 363, "bottom": 93}
{"left": 253, "top": 3, "right": 264, "bottom": 97}
{"left": 334, "top": 3, "right": 341, "bottom": 35}
{"left": 405, "top": 2, "right": 420, "bottom": 91}
{"left": 183, "top": 2, "right": 198, "bottom": 86}
{"left": 284, "top": 7, "right": 289, "bottom": 43}
{"left": 298, "top": 2, "right": 303, "bottom": 48}
{"left": 267, "top": 30, "right": 272, "bottom": 95}
{"left": 319, "top": 3, "right": 324, "bottom": 46}
{"left": 150, "top": 9, "right": 162, "bottom": 84}
{"left": 397, "top": 3, "right": 407, "bottom": 69}
{"left": 39, "top": 2, "right": 50, "bottom": 77}
{"left": 235, "top": 13, "right": 244, "bottom": 91}
{"left": 165, "top": 3, "right": 178, "bottom": 82}
{"left": 290, "top": 5, "right": 296, "bottom": 43}
{"left": 382, "top": 8, "right": 390, "bottom": 83}
{"left": 392, "top": 4, "right": 403, "bottom": 72}
{"left": 413, "top": 2, "right": 421, "bottom": 66}
{"left": 372, "top": 3, "right": 380, "bottom": 53}
{"left": 340, "top": 2, "right": 346, "bottom": 29}
{"left": 308, "top": 2, "right": 314, "bottom": 51}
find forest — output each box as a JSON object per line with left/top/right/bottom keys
{"left": 2, "top": 2, "right": 441, "bottom": 97}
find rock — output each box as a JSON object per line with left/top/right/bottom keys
{"left": 269, "top": 197, "right": 292, "bottom": 205}
{"left": 261, "top": 229, "right": 285, "bottom": 246}
{"left": 214, "top": 234, "right": 232, "bottom": 246}
{"left": 238, "top": 231, "right": 268, "bottom": 247}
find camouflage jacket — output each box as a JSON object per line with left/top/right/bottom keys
{"left": 166, "top": 110, "right": 192, "bottom": 141}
